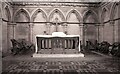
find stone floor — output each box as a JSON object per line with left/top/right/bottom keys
{"left": 2, "top": 51, "right": 120, "bottom": 74}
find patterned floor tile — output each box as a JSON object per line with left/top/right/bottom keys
{"left": 2, "top": 51, "right": 120, "bottom": 74}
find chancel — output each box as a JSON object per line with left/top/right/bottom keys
{"left": 1, "top": 0, "right": 120, "bottom": 74}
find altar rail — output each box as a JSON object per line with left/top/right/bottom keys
{"left": 36, "top": 37, "right": 80, "bottom": 53}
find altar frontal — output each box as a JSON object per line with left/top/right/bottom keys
{"left": 33, "top": 32, "right": 84, "bottom": 58}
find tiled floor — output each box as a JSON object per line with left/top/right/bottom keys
{"left": 2, "top": 51, "right": 120, "bottom": 74}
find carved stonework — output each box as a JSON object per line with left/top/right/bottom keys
{"left": 12, "top": 2, "right": 99, "bottom": 7}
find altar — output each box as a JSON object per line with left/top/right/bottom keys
{"left": 33, "top": 32, "right": 84, "bottom": 58}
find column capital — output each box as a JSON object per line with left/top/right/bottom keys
{"left": 110, "top": 21, "right": 115, "bottom": 26}
{"left": 79, "top": 24, "right": 84, "bottom": 27}
{"left": 63, "top": 22, "right": 67, "bottom": 26}
{"left": 99, "top": 24, "right": 104, "bottom": 27}
{"left": 46, "top": 22, "right": 50, "bottom": 25}
{"left": 79, "top": 24, "right": 83, "bottom": 26}
{"left": 47, "top": 22, "right": 52, "bottom": 26}
{"left": 8, "top": 22, "right": 17, "bottom": 25}
{"left": 46, "top": 22, "right": 51, "bottom": 35}
{"left": 29, "top": 23, "right": 34, "bottom": 28}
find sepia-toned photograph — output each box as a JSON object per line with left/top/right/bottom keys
{"left": 0, "top": 0, "right": 120, "bottom": 74}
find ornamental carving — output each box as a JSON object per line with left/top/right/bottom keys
{"left": 12, "top": 2, "right": 99, "bottom": 7}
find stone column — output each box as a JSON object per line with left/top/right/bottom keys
{"left": 46, "top": 23, "right": 51, "bottom": 35}
{"left": 0, "top": 0, "right": 2, "bottom": 62}
{"left": 79, "top": 24, "right": 83, "bottom": 46}
{"left": 12, "top": 23, "right": 16, "bottom": 39}
{"left": 83, "top": 25, "right": 87, "bottom": 46}
{"left": 70, "top": 39, "right": 72, "bottom": 49}
{"left": 64, "top": 39, "right": 66, "bottom": 49}
{"left": 118, "top": 4, "right": 120, "bottom": 41}
{"left": 96, "top": 24, "right": 99, "bottom": 42}
{"left": 0, "top": 2, "right": 2, "bottom": 74}
{"left": 110, "top": 21, "right": 115, "bottom": 43}
{"left": 102, "top": 24, "right": 105, "bottom": 42}
{"left": 66, "top": 39, "right": 68, "bottom": 49}
{"left": 99, "top": 24, "right": 104, "bottom": 42}
{"left": 67, "top": 39, "right": 69, "bottom": 49}
{"left": 63, "top": 23, "right": 67, "bottom": 34}
{"left": 43, "top": 39, "right": 45, "bottom": 49}
{"left": 29, "top": 23, "right": 33, "bottom": 42}
{"left": 47, "top": 38, "right": 49, "bottom": 49}
{"left": 62, "top": 38, "right": 65, "bottom": 50}
{"left": 7, "top": 23, "right": 16, "bottom": 52}
{"left": 51, "top": 38, "right": 54, "bottom": 50}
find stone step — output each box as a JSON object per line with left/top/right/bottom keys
{"left": 38, "top": 49, "right": 79, "bottom": 54}
{"left": 32, "top": 53, "right": 84, "bottom": 58}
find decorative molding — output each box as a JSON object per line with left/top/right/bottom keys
{"left": 8, "top": 22, "right": 16, "bottom": 25}
{"left": 99, "top": 2, "right": 111, "bottom": 8}
{"left": 11, "top": 2, "right": 100, "bottom": 7}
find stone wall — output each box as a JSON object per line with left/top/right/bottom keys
{"left": 11, "top": 3, "right": 99, "bottom": 46}
{"left": 1, "top": 2, "right": 120, "bottom": 53}
{"left": 1, "top": 2, "right": 13, "bottom": 53}
{"left": 98, "top": 2, "right": 120, "bottom": 44}
{"left": 0, "top": 0, "right": 2, "bottom": 72}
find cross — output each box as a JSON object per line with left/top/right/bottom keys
{"left": 55, "top": 17, "right": 59, "bottom": 32}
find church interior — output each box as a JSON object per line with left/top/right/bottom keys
{"left": 1, "top": 0, "right": 120, "bottom": 74}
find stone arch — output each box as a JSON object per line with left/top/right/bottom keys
{"left": 83, "top": 10, "right": 98, "bottom": 43}
{"left": 66, "top": 9, "right": 82, "bottom": 36}
{"left": 66, "top": 9, "right": 82, "bottom": 22}
{"left": 14, "top": 8, "right": 30, "bottom": 22}
{"left": 31, "top": 8, "right": 47, "bottom": 22}
{"left": 3, "top": 6, "right": 12, "bottom": 52}
{"left": 99, "top": 7, "right": 110, "bottom": 43}
{"left": 49, "top": 9, "right": 65, "bottom": 22}
{"left": 101, "top": 7, "right": 109, "bottom": 23}
{"left": 14, "top": 8, "right": 30, "bottom": 41}
{"left": 83, "top": 10, "right": 98, "bottom": 23}
{"left": 110, "top": 3, "right": 119, "bottom": 20}
{"left": 4, "top": 6, "right": 11, "bottom": 21}
{"left": 109, "top": 3, "right": 119, "bottom": 43}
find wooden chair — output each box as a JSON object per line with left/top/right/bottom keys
{"left": 11, "top": 39, "right": 23, "bottom": 55}
{"left": 11, "top": 39, "right": 34, "bottom": 55}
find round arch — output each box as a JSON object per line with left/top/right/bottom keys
{"left": 49, "top": 9, "right": 65, "bottom": 22}
{"left": 66, "top": 9, "right": 82, "bottom": 22}
{"left": 31, "top": 8, "right": 47, "bottom": 22}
